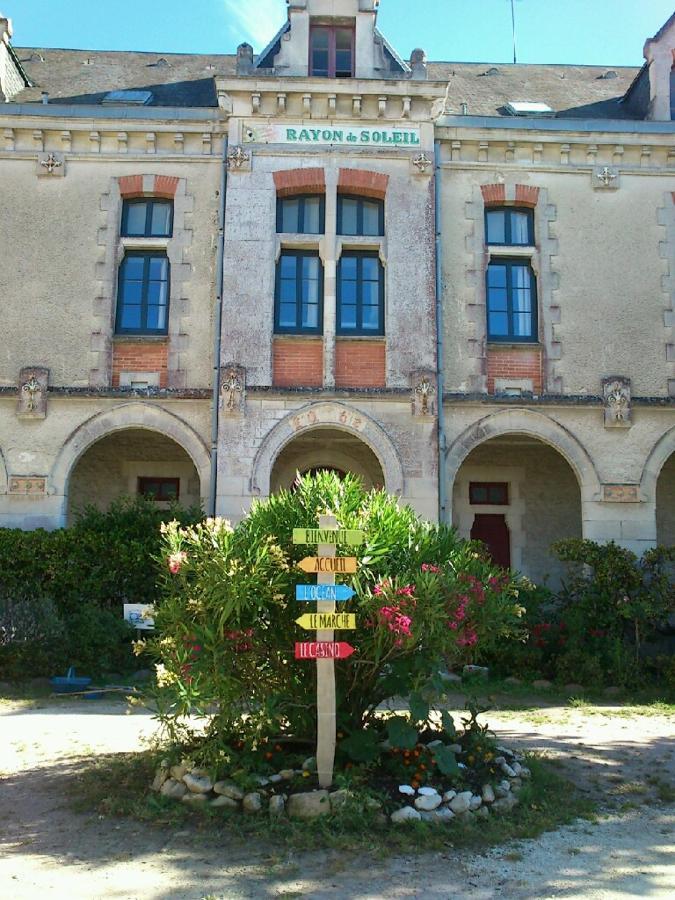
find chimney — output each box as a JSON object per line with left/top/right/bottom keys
{"left": 236, "top": 42, "right": 254, "bottom": 76}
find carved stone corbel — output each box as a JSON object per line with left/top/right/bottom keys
{"left": 411, "top": 370, "right": 437, "bottom": 418}
{"left": 603, "top": 376, "right": 631, "bottom": 428}
{"left": 219, "top": 364, "right": 246, "bottom": 415}
{"left": 17, "top": 367, "right": 49, "bottom": 419}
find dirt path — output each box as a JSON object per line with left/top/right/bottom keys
{"left": 0, "top": 697, "right": 673, "bottom": 899}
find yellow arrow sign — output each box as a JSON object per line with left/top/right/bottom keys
{"left": 293, "top": 528, "right": 365, "bottom": 546}
{"left": 296, "top": 613, "right": 357, "bottom": 631}
{"left": 297, "top": 556, "right": 358, "bottom": 574}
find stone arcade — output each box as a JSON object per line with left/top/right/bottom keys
{"left": 0, "top": 2, "right": 674, "bottom": 585}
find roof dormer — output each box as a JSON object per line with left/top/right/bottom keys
{"left": 250, "top": 0, "right": 411, "bottom": 80}
{"left": 643, "top": 12, "right": 675, "bottom": 120}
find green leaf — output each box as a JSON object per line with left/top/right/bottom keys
{"left": 340, "top": 729, "right": 380, "bottom": 763}
{"left": 441, "top": 710, "right": 457, "bottom": 739}
{"left": 433, "top": 744, "right": 460, "bottom": 777}
{"left": 409, "top": 690, "right": 429, "bottom": 724}
{"left": 386, "top": 716, "right": 418, "bottom": 750}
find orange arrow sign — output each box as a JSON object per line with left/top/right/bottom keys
{"left": 297, "top": 556, "right": 358, "bottom": 574}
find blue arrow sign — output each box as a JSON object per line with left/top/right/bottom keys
{"left": 296, "top": 584, "right": 356, "bottom": 603}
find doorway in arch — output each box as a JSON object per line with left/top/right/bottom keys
{"left": 471, "top": 513, "right": 511, "bottom": 569}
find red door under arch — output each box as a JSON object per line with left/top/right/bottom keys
{"left": 471, "top": 514, "right": 511, "bottom": 570}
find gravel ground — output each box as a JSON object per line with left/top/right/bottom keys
{"left": 0, "top": 696, "right": 673, "bottom": 899}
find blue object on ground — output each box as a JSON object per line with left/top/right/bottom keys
{"left": 50, "top": 666, "right": 92, "bottom": 693}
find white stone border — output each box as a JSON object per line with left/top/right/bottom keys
{"left": 49, "top": 401, "right": 211, "bottom": 514}
{"left": 250, "top": 401, "right": 404, "bottom": 498}
{"left": 445, "top": 408, "right": 602, "bottom": 503}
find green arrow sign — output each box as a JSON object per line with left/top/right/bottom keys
{"left": 293, "top": 528, "right": 365, "bottom": 546}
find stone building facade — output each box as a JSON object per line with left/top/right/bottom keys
{"left": 0, "top": 1, "right": 673, "bottom": 586}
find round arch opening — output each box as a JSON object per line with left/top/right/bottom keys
{"left": 656, "top": 450, "right": 675, "bottom": 548}
{"left": 270, "top": 427, "right": 385, "bottom": 494}
{"left": 67, "top": 427, "right": 201, "bottom": 522}
{"left": 452, "top": 433, "right": 582, "bottom": 587}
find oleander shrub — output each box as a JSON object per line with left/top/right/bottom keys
{"left": 143, "top": 471, "right": 529, "bottom": 765}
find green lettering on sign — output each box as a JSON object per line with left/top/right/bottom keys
{"left": 293, "top": 528, "right": 365, "bottom": 546}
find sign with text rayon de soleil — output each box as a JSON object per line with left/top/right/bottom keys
{"left": 243, "top": 123, "right": 421, "bottom": 148}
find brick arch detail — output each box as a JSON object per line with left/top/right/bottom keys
{"left": 338, "top": 168, "right": 389, "bottom": 200}
{"left": 273, "top": 167, "right": 326, "bottom": 197}
{"left": 481, "top": 183, "right": 540, "bottom": 208}
{"left": 118, "top": 174, "right": 181, "bottom": 199}
{"left": 446, "top": 408, "right": 601, "bottom": 503}
{"left": 49, "top": 402, "right": 211, "bottom": 507}
{"left": 250, "top": 401, "right": 404, "bottom": 498}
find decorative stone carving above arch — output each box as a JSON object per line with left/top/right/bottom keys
{"left": 49, "top": 402, "right": 211, "bottom": 507}
{"left": 250, "top": 401, "right": 404, "bottom": 498}
{"left": 445, "top": 408, "right": 602, "bottom": 503}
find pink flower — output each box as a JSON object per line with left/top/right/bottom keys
{"left": 457, "top": 631, "right": 478, "bottom": 647}
{"left": 168, "top": 551, "right": 188, "bottom": 574}
{"left": 448, "top": 621, "right": 459, "bottom": 631}
{"left": 421, "top": 564, "right": 441, "bottom": 574}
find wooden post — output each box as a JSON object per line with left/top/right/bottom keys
{"left": 316, "top": 513, "right": 337, "bottom": 789}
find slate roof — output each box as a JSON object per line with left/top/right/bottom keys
{"left": 12, "top": 46, "right": 642, "bottom": 120}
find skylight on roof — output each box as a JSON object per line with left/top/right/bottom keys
{"left": 102, "top": 90, "right": 153, "bottom": 106}
{"left": 505, "top": 100, "right": 554, "bottom": 117}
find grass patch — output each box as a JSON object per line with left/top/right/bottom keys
{"left": 72, "top": 751, "right": 596, "bottom": 856}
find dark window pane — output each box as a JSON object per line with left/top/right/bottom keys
{"left": 303, "top": 197, "right": 322, "bottom": 234}
{"left": 280, "top": 198, "right": 300, "bottom": 233}
{"left": 149, "top": 256, "right": 168, "bottom": 280}
{"left": 361, "top": 256, "right": 380, "bottom": 280}
{"left": 511, "top": 211, "right": 531, "bottom": 245}
{"left": 120, "top": 305, "right": 142, "bottom": 329}
{"left": 487, "top": 264, "right": 507, "bottom": 287}
{"left": 150, "top": 202, "right": 172, "bottom": 237}
{"left": 486, "top": 210, "right": 505, "bottom": 244}
{"left": 488, "top": 311, "right": 509, "bottom": 336}
{"left": 121, "top": 279, "right": 143, "bottom": 303}
{"left": 362, "top": 305, "right": 380, "bottom": 330}
{"left": 471, "top": 485, "right": 488, "bottom": 503}
{"left": 362, "top": 201, "right": 381, "bottom": 235}
{"left": 340, "top": 305, "right": 357, "bottom": 329}
{"left": 146, "top": 304, "right": 167, "bottom": 330}
{"left": 340, "top": 255, "right": 358, "bottom": 279}
{"left": 362, "top": 280, "right": 380, "bottom": 307}
{"left": 124, "top": 202, "right": 148, "bottom": 236}
{"left": 335, "top": 28, "right": 352, "bottom": 50}
{"left": 311, "top": 27, "right": 329, "bottom": 49}
{"left": 339, "top": 198, "right": 358, "bottom": 235}
{"left": 279, "top": 255, "right": 297, "bottom": 278}
{"left": 488, "top": 288, "right": 508, "bottom": 312}
{"left": 302, "top": 304, "right": 319, "bottom": 329}
{"left": 279, "top": 302, "right": 296, "bottom": 327}
{"left": 147, "top": 280, "right": 168, "bottom": 305}
{"left": 123, "top": 255, "right": 145, "bottom": 279}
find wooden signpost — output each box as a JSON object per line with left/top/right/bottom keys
{"left": 294, "top": 516, "right": 364, "bottom": 789}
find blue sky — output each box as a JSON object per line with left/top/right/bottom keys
{"left": 8, "top": 0, "right": 674, "bottom": 66}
